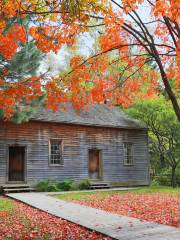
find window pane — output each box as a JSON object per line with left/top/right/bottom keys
{"left": 124, "top": 143, "right": 133, "bottom": 165}
{"left": 50, "top": 140, "right": 62, "bottom": 165}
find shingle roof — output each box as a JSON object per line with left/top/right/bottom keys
{"left": 31, "top": 104, "right": 147, "bottom": 130}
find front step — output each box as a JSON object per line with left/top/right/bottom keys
{"left": 3, "top": 188, "right": 34, "bottom": 193}
{"left": 89, "top": 181, "right": 110, "bottom": 190}
{"left": 1, "top": 184, "right": 34, "bottom": 194}
{"left": 90, "top": 185, "right": 110, "bottom": 190}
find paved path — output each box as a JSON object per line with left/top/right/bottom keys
{"left": 7, "top": 192, "right": 180, "bottom": 240}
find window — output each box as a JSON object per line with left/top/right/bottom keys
{"left": 123, "top": 143, "right": 133, "bottom": 165}
{"left": 49, "top": 139, "right": 63, "bottom": 165}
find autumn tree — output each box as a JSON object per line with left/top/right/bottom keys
{"left": 0, "top": 0, "right": 179, "bottom": 119}
{"left": 0, "top": 42, "right": 44, "bottom": 121}
{"left": 0, "top": 13, "right": 46, "bottom": 118}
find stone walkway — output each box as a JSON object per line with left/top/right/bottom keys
{"left": 7, "top": 192, "right": 180, "bottom": 240}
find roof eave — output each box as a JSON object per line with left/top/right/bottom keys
{"left": 30, "top": 119, "right": 148, "bottom": 130}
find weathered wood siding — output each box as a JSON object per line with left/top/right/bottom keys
{"left": 0, "top": 121, "right": 150, "bottom": 186}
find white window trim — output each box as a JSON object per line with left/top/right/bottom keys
{"left": 49, "top": 139, "right": 64, "bottom": 166}
{"left": 123, "top": 142, "right": 134, "bottom": 166}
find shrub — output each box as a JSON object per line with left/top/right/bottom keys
{"left": 46, "top": 183, "right": 59, "bottom": 192}
{"left": 36, "top": 178, "right": 91, "bottom": 192}
{"left": 56, "top": 179, "right": 74, "bottom": 191}
{"left": 36, "top": 180, "right": 58, "bottom": 192}
{"left": 70, "top": 182, "right": 79, "bottom": 191}
{"left": 150, "top": 178, "right": 160, "bottom": 187}
{"left": 78, "top": 179, "right": 91, "bottom": 190}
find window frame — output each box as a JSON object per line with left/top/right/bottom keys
{"left": 123, "top": 142, "right": 134, "bottom": 166}
{"left": 49, "top": 139, "right": 64, "bottom": 166}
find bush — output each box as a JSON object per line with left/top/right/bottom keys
{"left": 36, "top": 179, "right": 91, "bottom": 192}
{"left": 70, "top": 182, "right": 79, "bottom": 191}
{"left": 57, "top": 179, "right": 74, "bottom": 191}
{"left": 46, "top": 183, "right": 59, "bottom": 192}
{"left": 78, "top": 179, "right": 91, "bottom": 190}
{"left": 36, "top": 180, "right": 59, "bottom": 192}
{"left": 150, "top": 178, "right": 160, "bottom": 187}
{"left": 36, "top": 179, "right": 75, "bottom": 192}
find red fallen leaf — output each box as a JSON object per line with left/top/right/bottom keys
{"left": 73, "top": 192, "right": 180, "bottom": 228}
{"left": 0, "top": 196, "right": 111, "bottom": 240}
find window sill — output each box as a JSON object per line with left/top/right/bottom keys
{"left": 123, "top": 164, "right": 134, "bottom": 166}
{"left": 49, "top": 164, "right": 64, "bottom": 167}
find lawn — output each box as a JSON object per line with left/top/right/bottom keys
{"left": 0, "top": 196, "right": 110, "bottom": 240}
{"left": 54, "top": 186, "right": 180, "bottom": 228}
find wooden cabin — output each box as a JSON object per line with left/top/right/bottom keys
{"left": 0, "top": 104, "right": 150, "bottom": 188}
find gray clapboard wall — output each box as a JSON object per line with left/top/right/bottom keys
{"left": 0, "top": 121, "right": 150, "bottom": 186}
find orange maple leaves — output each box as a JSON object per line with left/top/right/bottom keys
{"left": 0, "top": 76, "right": 43, "bottom": 118}
{"left": 0, "top": 24, "right": 26, "bottom": 60}
{"left": 0, "top": 0, "right": 179, "bottom": 119}
{"left": 30, "top": 24, "right": 78, "bottom": 54}
{"left": 100, "top": 13, "right": 124, "bottom": 52}
{"left": 154, "top": 0, "right": 180, "bottom": 21}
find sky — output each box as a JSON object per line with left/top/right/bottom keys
{"left": 39, "top": 1, "right": 152, "bottom": 77}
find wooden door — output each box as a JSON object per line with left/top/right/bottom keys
{"left": 88, "top": 150, "right": 101, "bottom": 179}
{"left": 8, "top": 146, "right": 25, "bottom": 182}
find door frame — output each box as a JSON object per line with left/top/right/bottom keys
{"left": 88, "top": 149, "right": 103, "bottom": 180}
{"left": 6, "top": 144, "right": 27, "bottom": 183}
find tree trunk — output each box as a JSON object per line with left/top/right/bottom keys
{"left": 171, "top": 166, "right": 177, "bottom": 188}
{"left": 158, "top": 64, "right": 180, "bottom": 121}
{"left": 162, "top": 76, "right": 180, "bottom": 121}
{"left": 160, "top": 154, "right": 166, "bottom": 169}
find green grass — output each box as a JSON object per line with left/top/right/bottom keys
{"left": 53, "top": 186, "right": 180, "bottom": 201}
{"left": 0, "top": 197, "right": 14, "bottom": 212}
{"left": 129, "top": 186, "right": 180, "bottom": 194}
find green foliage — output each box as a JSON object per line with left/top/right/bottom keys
{"left": 36, "top": 180, "right": 58, "bottom": 192}
{"left": 126, "top": 97, "right": 179, "bottom": 136}
{"left": 155, "top": 167, "right": 180, "bottom": 186}
{"left": 10, "top": 95, "right": 46, "bottom": 124}
{"left": 70, "top": 182, "right": 80, "bottom": 191}
{"left": 78, "top": 179, "right": 91, "bottom": 190}
{"left": 10, "top": 106, "right": 37, "bottom": 124}
{"left": 0, "top": 16, "right": 45, "bottom": 121}
{"left": 126, "top": 97, "right": 180, "bottom": 187}
{"left": 57, "top": 179, "right": 74, "bottom": 191}
{"left": 2, "top": 16, "right": 30, "bottom": 35}
{"left": 0, "top": 16, "right": 44, "bottom": 122}
{"left": 6, "top": 42, "right": 43, "bottom": 81}
{"left": 0, "top": 14, "right": 43, "bottom": 82}
{"left": 36, "top": 179, "right": 91, "bottom": 192}
{"left": 150, "top": 179, "right": 160, "bottom": 187}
